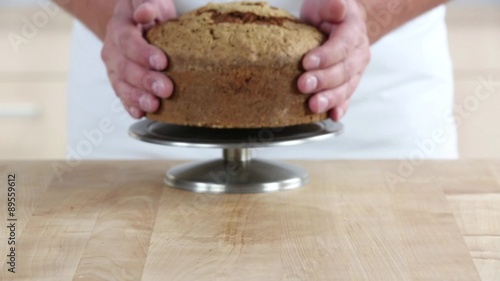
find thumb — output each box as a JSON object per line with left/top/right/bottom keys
{"left": 132, "top": 0, "right": 176, "bottom": 24}
{"left": 300, "top": 0, "right": 322, "bottom": 26}
{"left": 319, "top": 0, "right": 347, "bottom": 23}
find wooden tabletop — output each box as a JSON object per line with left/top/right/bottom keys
{"left": 0, "top": 160, "right": 498, "bottom": 280}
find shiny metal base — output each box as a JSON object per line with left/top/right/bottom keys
{"left": 165, "top": 157, "right": 308, "bottom": 194}
{"left": 129, "top": 120, "right": 343, "bottom": 194}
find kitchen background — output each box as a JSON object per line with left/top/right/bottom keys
{"left": 1, "top": 0, "right": 499, "bottom": 160}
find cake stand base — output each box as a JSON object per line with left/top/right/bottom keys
{"left": 165, "top": 158, "right": 308, "bottom": 194}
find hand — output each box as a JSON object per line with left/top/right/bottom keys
{"left": 101, "top": 0, "right": 176, "bottom": 119}
{"left": 299, "top": 0, "right": 370, "bottom": 121}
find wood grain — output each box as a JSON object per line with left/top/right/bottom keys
{"left": 0, "top": 162, "right": 56, "bottom": 281}
{"left": 434, "top": 160, "right": 500, "bottom": 281}
{"left": 1, "top": 160, "right": 496, "bottom": 280}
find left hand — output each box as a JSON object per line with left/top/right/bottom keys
{"left": 300, "top": 0, "right": 371, "bottom": 121}
{"left": 101, "top": 0, "right": 176, "bottom": 119}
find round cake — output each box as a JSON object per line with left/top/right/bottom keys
{"left": 146, "top": 2, "right": 327, "bottom": 128}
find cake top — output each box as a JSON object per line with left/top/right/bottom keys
{"left": 146, "top": 2, "right": 326, "bottom": 69}
{"left": 198, "top": 2, "right": 296, "bottom": 20}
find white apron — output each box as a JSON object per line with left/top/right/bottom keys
{"left": 66, "top": 1, "right": 457, "bottom": 160}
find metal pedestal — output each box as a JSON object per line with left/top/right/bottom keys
{"left": 129, "top": 120, "right": 342, "bottom": 193}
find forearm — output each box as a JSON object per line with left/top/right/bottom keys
{"left": 358, "top": 0, "right": 449, "bottom": 43}
{"left": 53, "top": 0, "right": 117, "bottom": 40}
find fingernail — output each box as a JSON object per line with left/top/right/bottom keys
{"left": 317, "top": 96, "right": 328, "bottom": 113}
{"left": 139, "top": 95, "right": 153, "bottom": 112}
{"left": 306, "top": 76, "right": 318, "bottom": 92}
{"left": 305, "top": 55, "right": 320, "bottom": 69}
{"left": 152, "top": 81, "right": 165, "bottom": 97}
{"left": 129, "top": 107, "right": 141, "bottom": 118}
{"left": 149, "top": 54, "right": 163, "bottom": 70}
{"left": 138, "top": 3, "right": 150, "bottom": 11}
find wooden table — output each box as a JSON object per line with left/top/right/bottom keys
{"left": 0, "top": 160, "right": 498, "bottom": 280}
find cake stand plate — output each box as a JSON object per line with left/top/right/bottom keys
{"left": 129, "top": 120, "right": 343, "bottom": 193}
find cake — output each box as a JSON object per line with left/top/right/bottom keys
{"left": 146, "top": 2, "right": 327, "bottom": 128}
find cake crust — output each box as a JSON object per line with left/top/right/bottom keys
{"left": 146, "top": 2, "right": 328, "bottom": 128}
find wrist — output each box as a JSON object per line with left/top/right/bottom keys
{"left": 353, "top": 0, "right": 368, "bottom": 24}
{"left": 56, "top": 0, "right": 116, "bottom": 41}
{"left": 352, "top": 0, "right": 379, "bottom": 44}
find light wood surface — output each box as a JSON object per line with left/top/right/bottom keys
{"left": 1, "top": 160, "right": 498, "bottom": 280}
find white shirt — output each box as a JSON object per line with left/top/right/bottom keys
{"left": 66, "top": 1, "right": 457, "bottom": 160}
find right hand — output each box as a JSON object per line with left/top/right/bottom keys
{"left": 299, "top": 0, "right": 370, "bottom": 122}
{"left": 101, "top": 0, "right": 176, "bottom": 119}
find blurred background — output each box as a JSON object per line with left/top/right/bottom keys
{"left": 1, "top": 0, "right": 499, "bottom": 160}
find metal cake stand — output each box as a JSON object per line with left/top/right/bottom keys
{"left": 129, "top": 120, "right": 343, "bottom": 194}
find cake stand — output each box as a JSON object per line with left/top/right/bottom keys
{"left": 129, "top": 120, "right": 343, "bottom": 194}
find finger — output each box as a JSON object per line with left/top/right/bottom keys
{"left": 319, "top": 0, "right": 347, "bottom": 23}
{"left": 112, "top": 79, "right": 161, "bottom": 115}
{"left": 330, "top": 99, "right": 350, "bottom": 121}
{"left": 132, "top": 0, "right": 176, "bottom": 24}
{"left": 107, "top": 18, "right": 167, "bottom": 70}
{"left": 298, "top": 47, "right": 369, "bottom": 94}
{"left": 300, "top": 0, "right": 322, "bottom": 26}
{"left": 109, "top": 1, "right": 168, "bottom": 70}
{"left": 318, "top": 22, "right": 336, "bottom": 34}
{"left": 111, "top": 80, "right": 147, "bottom": 119}
{"left": 302, "top": 31, "right": 349, "bottom": 71}
{"left": 308, "top": 73, "right": 361, "bottom": 113}
{"left": 112, "top": 77, "right": 160, "bottom": 113}
{"left": 114, "top": 0, "right": 134, "bottom": 21}
{"left": 137, "top": 92, "right": 160, "bottom": 113}
{"left": 133, "top": 1, "right": 156, "bottom": 24}
{"left": 107, "top": 51, "right": 173, "bottom": 98}
{"left": 303, "top": 16, "right": 368, "bottom": 70}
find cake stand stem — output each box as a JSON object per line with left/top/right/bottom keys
{"left": 223, "top": 148, "right": 252, "bottom": 163}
